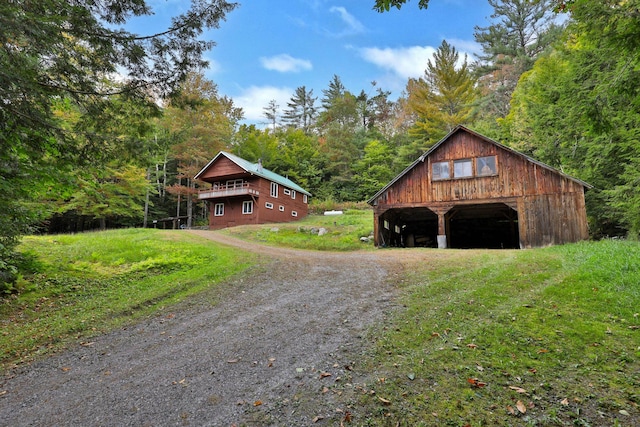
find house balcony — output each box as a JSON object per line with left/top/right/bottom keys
{"left": 198, "top": 182, "right": 260, "bottom": 200}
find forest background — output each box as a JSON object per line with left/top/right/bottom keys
{"left": 2, "top": 0, "right": 639, "bottom": 285}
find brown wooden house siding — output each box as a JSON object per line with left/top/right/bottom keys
{"left": 369, "top": 126, "right": 590, "bottom": 249}
{"left": 195, "top": 152, "right": 310, "bottom": 230}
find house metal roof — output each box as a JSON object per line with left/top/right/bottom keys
{"left": 368, "top": 125, "right": 592, "bottom": 204}
{"left": 194, "top": 151, "right": 312, "bottom": 197}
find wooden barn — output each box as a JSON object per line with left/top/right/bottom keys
{"left": 368, "top": 126, "right": 591, "bottom": 249}
{"left": 195, "top": 151, "right": 311, "bottom": 229}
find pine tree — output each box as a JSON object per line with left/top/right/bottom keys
{"left": 474, "top": 0, "right": 562, "bottom": 118}
{"left": 406, "top": 40, "right": 477, "bottom": 148}
{"left": 282, "top": 86, "right": 317, "bottom": 133}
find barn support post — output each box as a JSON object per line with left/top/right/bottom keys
{"left": 433, "top": 207, "right": 450, "bottom": 249}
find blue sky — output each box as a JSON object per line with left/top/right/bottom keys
{"left": 137, "top": 0, "right": 496, "bottom": 125}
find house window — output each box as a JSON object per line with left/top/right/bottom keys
{"left": 432, "top": 161, "right": 450, "bottom": 180}
{"left": 214, "top": 203, "right": 224, "bottom": 216}
{"left": 292, "top": 211, "right": 298, "bottom": 217}
{"left": 270, "top": 182, "right": 278, "bottom": 198}
{"left": 279, "top": 205, "right": 285, "bottom": 212}
{"left": 226, "top": 179, "right": 243, "bottom": 189}
{"left": 303, "top": 194, "right": 308, "bottom": 203}
{"left": 291, "top": 190, "right": 296, "bottom": 199}
{"left": 242, "top": 200, "right": 253, "bottom": 214}
{"left": 476, "top": 156, "right": 497, "bottom": 176}
{"left": 283, "top": 188, "right": 291, "bottom": 196}
{"left": 454, "top": 159, "right": 473, "bottom": 178}
{"left": 265, "top": 202, "right": 273, "bottom": 209}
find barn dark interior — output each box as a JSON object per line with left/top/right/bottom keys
{"left": 378, "top": 207, "right": 438, "bottom": 247}
{"left": 378, "top": 203, "right": 519, "bottom": 249}
{"left": 446, "top": 203, "right": 519, "bottom": 249}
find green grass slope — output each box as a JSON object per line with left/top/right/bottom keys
{"left": 357, "top": 240, "right": 639, "bottom": 426}
{"left": 1, "top": 229, "right": 254, "bottom": 371}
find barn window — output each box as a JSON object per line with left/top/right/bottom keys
{"left": 454, "top": 159, "right": 473, "bottom": 178}
{"left": 432, "top": 161, "right": 450, "bottom": 180}
{"left": 214, "top": 203, "right": 224, "bottom": 216}
{"left": 291, "top": 190, "right": 296, "bottom": 199}
{"left": 279, "top": 205, "right": 285, "bottom": 212}
{"left": 303, "top": 194, "right": 308, "bottom": 203}
{"left": 265, "top": 202, "right": 273, "bottom": 209}
{"left": 476, "top": 156, "right": 497, "bottom": 176}
{"left": 242, "top": 200, "right": 253, "bottom": 214}
{"left": 283, "top": 188, "right": 291, "bottom": 196}
{"left": 270, "top": 182, "right": 278, "bottom": 198}
{"left": 292, "top": 211, "right": 298, "bottom": 217}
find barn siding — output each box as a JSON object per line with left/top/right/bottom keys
{"left": 370, "top": 127, "right": 590, "bottom": 248}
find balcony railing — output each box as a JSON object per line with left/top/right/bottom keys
{"left": 198, "top": 182, "right": 259, "bottom": 199}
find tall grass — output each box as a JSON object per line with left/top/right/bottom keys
{"left": 357, "top": 240, "right": 640, "bottom": 426}
{"left": 0, "top": 229, "right": 254, "bottom": 371}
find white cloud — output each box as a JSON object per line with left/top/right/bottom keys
{"left": 234, "top": 86, "right": 293, "bottom": 123}
{"left": 359, "top": 41, "right": 479, "bottom": 80}
{"left": 446, "top": 38, "right": 483, "bottom": 60}
{"left": 260, "top": 54, "right": 312, "bottom": 73}
{"left": 328, "top": 6, "right": 365, "bottom": 36}
{"left": 359, "top": 45, "right": 436, "bottom": 80}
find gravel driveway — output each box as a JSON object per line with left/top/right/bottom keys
{"left": 0, "top": 230, "right": 399, "bottom": 426}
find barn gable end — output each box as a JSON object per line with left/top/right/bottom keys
{"left": 368, "top": 126, "right": 590, "bottom": 249}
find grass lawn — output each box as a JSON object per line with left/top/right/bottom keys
{"left": 1, "top": 228, "right": 255, "bottom": 372}
{"left": 356, "top": 240, "right": 640, "bottom": 426}
{"left": 221, "top": 209, "right": 375, "bottom": 251}
{"left": 1, "top": 221, "right": 638, "bottom": 426}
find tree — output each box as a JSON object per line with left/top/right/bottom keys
{"left": 162, "top": 72, "right": 243, "bottom": 228}
{"left": 282, "top": 86, "right": 317, "bottom": 133}
{"left": 373, "top": 0, "right": 430, "bottom": 12}
{"left": 60, "top": 162, "right": 150, "bottom": 231}
{"left": 504, "top": 4, "right": 640, "bottom": 238}
{"left": 406, "top": 40, "right": 477, "bottom": 149}
{"left": 0, "top": 0, "right": 237, "bottom": 285}
{"left": 263, "top": 100, "right": 279, "bottom": 131}
{"left": 474, "top": 0, "right": 562, "bottom": 118}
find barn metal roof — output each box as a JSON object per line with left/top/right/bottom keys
{"left": 194, "top": 151, "right": 312, "bottom": 196}
{"left": 368, "top": 125, "right": 592, "bottom": 204}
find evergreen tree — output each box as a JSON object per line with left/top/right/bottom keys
{"left": 406, "top": 40, "right": 477, "bottom": 149}
{"left": 263, "top": 100, "right": 279, "bottom": 131}
{"left": 282, "top": 86, "right": 317, "bottom": 133}
{"left": 474, "top": 0, "right": 562, "bottom": 118}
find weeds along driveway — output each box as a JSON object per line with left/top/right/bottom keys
{"left": 0, "top": 230, "right": 398, "bottom": 426}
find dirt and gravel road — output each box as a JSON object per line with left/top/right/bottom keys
{"left": 0, "top": 230, "right": 402, "bottom": 426}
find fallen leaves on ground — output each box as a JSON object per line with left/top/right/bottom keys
{"left": 467, "top": 378, "right": 487, "bottom": 388}
{"left": 509, "top": 386, "right": 527, "bottom": 394}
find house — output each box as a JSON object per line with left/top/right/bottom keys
{"left": 368, "top": 126, "right": 591, "bottom": 249}
{"left": 194, "top": 151, "right": 311, "bottom": 229}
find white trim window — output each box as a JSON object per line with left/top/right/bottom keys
{"left": 242, "top": 200, "right": 253, "bottom": 214}
{"left": 214, "top": 203, "right": 224, "bottom": 216}
{"left": 270, "top": 182, "right": 278, "bottom": 198}
{"left": 291, "top": 190, "right": 296, "bottom": 199}
{"left": 283, "top": 188, "right": 291, "bottom": 196}
{"left": 265, "top": 202, "right": 274, "bottom": 209}
{"left": 303, "top": 194, "right": 308, "bottom": 204}
{"left": 291, "top": 211, "right": 298, "bottom": 217}
{"left": 279, "top": 205, "right": 285, "bottom": 212}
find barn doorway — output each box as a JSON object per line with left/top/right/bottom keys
{"left": 446, "top": 203, "right": 519, "bottom": 249}
{"left": 378, "top": 207, "right": 438, "bottom": 247}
